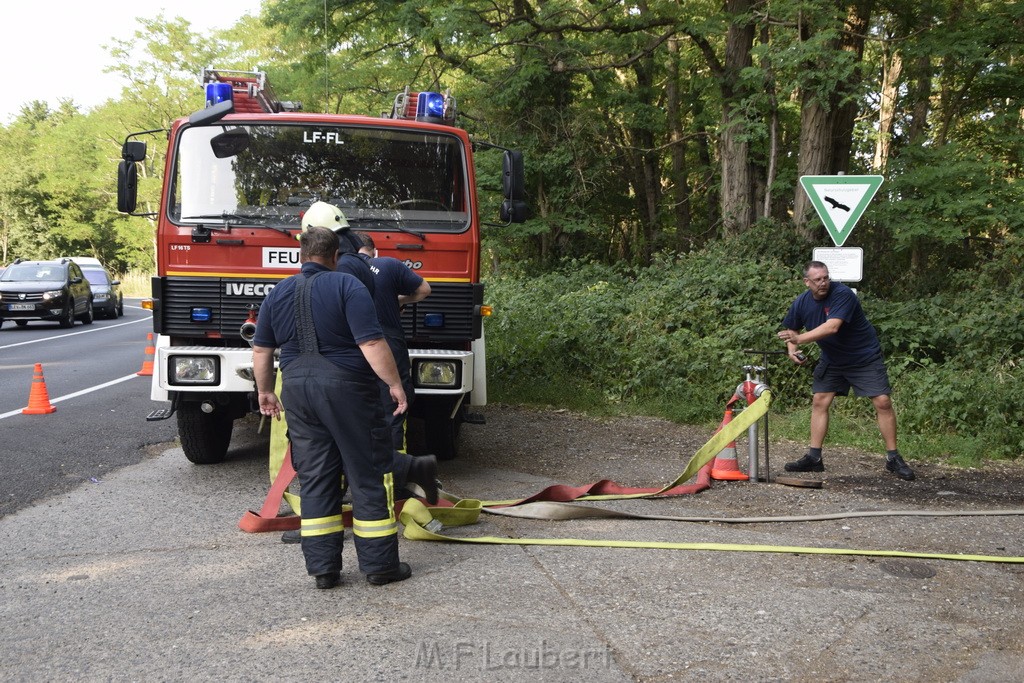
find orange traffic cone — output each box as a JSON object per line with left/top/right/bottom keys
{"left": 711, "top": 407, "right": 748, "bottom": 481}
{"left": 22, "top": 363, "right": 57, "bottom": 415}
{"left": 137, "top": 333, "right": 155, "bottom": 376}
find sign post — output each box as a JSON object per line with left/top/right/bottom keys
{"left": 799, "top": 175, "right": 883, "bottom": 247}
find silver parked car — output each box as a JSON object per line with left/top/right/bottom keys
{"left": 81, "top": 266, "right": 124, "bottom": 318}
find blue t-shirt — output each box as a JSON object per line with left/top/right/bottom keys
{"left": 368, "top": 257, "right": 425, "bottom": 340}
{"left": 253, "top": 262, "right": 383, "bottom": 375}
{"left": 781, "top": 281, "right": 881, "bottom": 366}
{"left": 336, "top": 253, "right": 376, "bottom": 296}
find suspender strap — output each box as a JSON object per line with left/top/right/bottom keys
{"left": 294, "top": 271, "right": 323, "bottom": 355}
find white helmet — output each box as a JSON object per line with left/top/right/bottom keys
{"left": 301, "top": 201, "right": 350, "bottom": 232}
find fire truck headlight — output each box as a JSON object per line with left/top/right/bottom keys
{"left": 169, "top": 356, "right": 220, "bottom": 385}
{"left": 414, "top": 360, "right": 459, "bottom": 388}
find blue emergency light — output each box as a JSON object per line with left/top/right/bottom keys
{"left": 423, "top": 313, "right": 445, "bottom": 328}
{"left": 206, "top": 82, "right": 233, "bottom": 108}
{"left": 416, "top": 92, "right": 445, "bottom": 120}
{"left": 190, "top": 307, "right": 213, "bottom": 322}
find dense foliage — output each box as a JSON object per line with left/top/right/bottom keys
{"left": 0, "top": 2, "right": 1021, "bottom": 459}
{"left": 485, "top": 226, "right": 1024, "bottom": 460}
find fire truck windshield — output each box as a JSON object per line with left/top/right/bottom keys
{"left": 169, "top": 123, "right": 471, "bottom": 233}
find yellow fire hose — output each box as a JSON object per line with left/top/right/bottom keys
{"left": 394, "top": 390, "right": 1024, "bottom": 565}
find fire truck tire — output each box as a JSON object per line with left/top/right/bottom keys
{"left": 424, "top": 408, "right": 461, "bottom": 461}
{"left": 177, "top": 403, "right": 233, "bottom": 465}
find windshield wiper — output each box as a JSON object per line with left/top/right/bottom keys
{"left": 181, "top": 213, "right": 294, "bottom": 236}
{"left": 393, "top": 223, "right": 426, "bottom": 240}
{"left": 346, "top": 217, "right": 426, "bottom": 240}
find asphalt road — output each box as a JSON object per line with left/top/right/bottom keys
{"left": 0, "top": 299, "right": 178, "bottom": 517}
{"left": 2, "top": 315, "right": 1023, "bottom": 681}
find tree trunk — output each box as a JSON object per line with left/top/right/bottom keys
{"left": 760, "top": 22, "right": 780, "bottom": 219}
{"left": 873, "top": 46, "right": 902, "bottom": 172}
{"left": 666, "top": 35, "right": 693, "bottom": 252}
{"left": 719, "top": 0, "right": 756, "bottom": 236}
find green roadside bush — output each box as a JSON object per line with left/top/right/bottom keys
{"left": 483, "top": 226, "right": 1024, "bottom": 463}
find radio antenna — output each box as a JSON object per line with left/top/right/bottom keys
{"left": 323, "top": 0, "right": 329, "bottom": 110}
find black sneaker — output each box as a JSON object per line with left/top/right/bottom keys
{"left": 784, "top": 453, "right": 824, "bottom": 472}
{"left": 886, "top": 454, "right": 916, "bottom": 481}
{"left": 314, "top": 571, "right": 341, "bottom": 589}
{"left": 366, "top": 562, "right": 412, "bottom": 586}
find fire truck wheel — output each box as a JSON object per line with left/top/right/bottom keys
{"left": 425, "top": 407, "right": 461, "bottom": 461}
{"left": 177, "top": 403, "right": 233, "bottom": 465}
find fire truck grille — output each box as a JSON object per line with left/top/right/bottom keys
{"left": 157, "top": 277, "right": 482, "bottom": 343}
{"left": 158, "top": 277, "right": 278, "bottom": 340}
{"left": 402, "top": 281, "right": 482, "bottom": 342}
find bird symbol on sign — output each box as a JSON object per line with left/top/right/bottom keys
{"left": 823, "top": 196, "right": 851, "bottom": 212}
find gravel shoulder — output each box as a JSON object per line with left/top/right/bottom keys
{"left": 443, "top": 403, "right": 1024, "bottom": 681}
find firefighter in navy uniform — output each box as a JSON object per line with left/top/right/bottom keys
{"left": 252, "top": 225, "right": 412, "bottom": 589}
{"left": 354, "top": 231, "right": 432, "bottom": 451}
{"left": 301, "top": 202, "right": 440, "bottom": 505}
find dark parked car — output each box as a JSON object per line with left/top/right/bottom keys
{"left": 0, "top": 259, "right": 94, "bottom": 328}
{"left": 81, "top": 266, "right": 123, "bottom": 318}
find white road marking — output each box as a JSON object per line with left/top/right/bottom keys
{"left": 0, "top": 316, "right": 149, "bottom": 351}
{"left": 0, "top": 373, "right": 142, "bottom": 420}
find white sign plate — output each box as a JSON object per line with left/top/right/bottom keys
{"left": 812, "top": 247, "right": 863, "bottom": 282}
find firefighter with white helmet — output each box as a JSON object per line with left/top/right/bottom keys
{"left": 299, "top": 202, "right": 440, "bottom": 502}
{"left": 299, "top": 201, "right": 368, "bottom": 276}
{"left": 301, "top": 201, "right": 350, "bottom": 232}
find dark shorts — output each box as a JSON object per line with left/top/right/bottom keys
{"left": 812, "top": 354, "right": 892, "bottom": 397}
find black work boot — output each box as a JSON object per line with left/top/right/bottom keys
{"left": 886, "top": 454, "right": 916, "bottom": 481}
{"left": 366, "top": 562, "right": 412, "bottom": 586}
{"left": 408, "top": 455, "right": 440, "bottom": 504}
{"left": 314, "top": 571, "right": 341, "bottom": 589}
{"left": 784, "top": 453, "right": 825, "bottom": 472}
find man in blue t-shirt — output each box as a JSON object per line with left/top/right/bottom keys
{"left": 777, "top": 261, "right": 915, "bottom": 481}
{"left": 355, "top": 232, "right": 431, "bottom": 450}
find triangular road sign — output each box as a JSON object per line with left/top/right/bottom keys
{"left": 799, "top": 175, "right": 883, "bottom": 246}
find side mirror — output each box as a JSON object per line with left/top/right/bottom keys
{"left": 500, "top": 199, "right": 530, "bottom": 224}
{"left": 117, "top": 160, "right": 138, "bottom": 213}
{"left": 502, "top": 150, "right": 525, "bottom": 201}
{"left": 122, "top": 140, "right": 147, "bottom": 163}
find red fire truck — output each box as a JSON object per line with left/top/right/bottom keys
{"left": 117, "top": 69, "right": 527, "bottom": 465}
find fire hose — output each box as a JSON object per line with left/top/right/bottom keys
{"left": 394, "top": 390, "right": 1024, "bottom": 565}
{"left": 246, "top": 386, "right": 1024, "bottom": 564}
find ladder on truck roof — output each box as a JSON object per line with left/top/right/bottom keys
{"left": 201, "top": 69, "right": 297, "bottom": 114}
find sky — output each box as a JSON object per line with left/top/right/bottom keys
{"left": 0, "top": 0, "right": 265, "bottom": 124}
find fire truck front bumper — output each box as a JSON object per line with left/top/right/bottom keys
{"left": 150, "top": 343, "right": 257, "bottom": 401}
